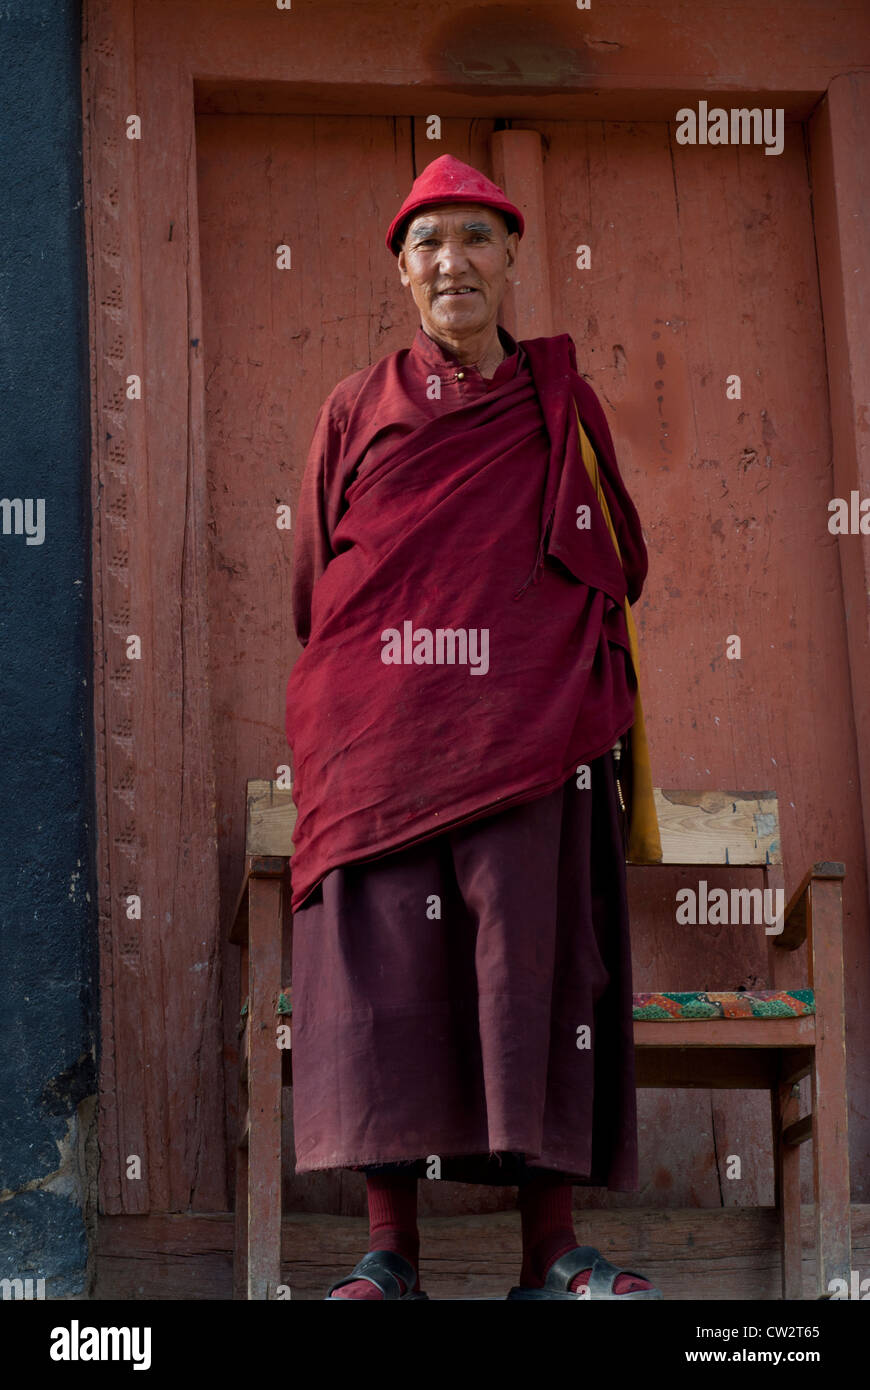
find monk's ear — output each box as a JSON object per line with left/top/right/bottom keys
{"left": 505, "top": 231, "right": 519, "bottom": 278}
{"left": 396, "top": 249, "right": 411, "bottom": 288}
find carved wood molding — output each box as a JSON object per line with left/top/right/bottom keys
{"left": 83, "top": 0, "right": 226, "bottom": 1216}
{"left": 83, "top": 0, "right": 150, "bottom": 1217}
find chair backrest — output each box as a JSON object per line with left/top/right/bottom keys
{"left": 245, "top": 779, "right": 297, "bottom": 856}
{"left": 635, "top": 789, "right": 780, "bottom": 866}
{"left": 243, "top": 780, "right": 780, "bottom": 866}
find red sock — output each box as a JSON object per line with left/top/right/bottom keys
{"left": 329, "top": 1174, "right": 421, "bottom": 1300}
{"left": 518, "top": 1175, "right": 651, "bottom": 1295}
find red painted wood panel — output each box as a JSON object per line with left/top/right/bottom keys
{"left": 527, "top": 116, "right": 869, "bottom": 1210}
{"left": 86, "top": 0, "right": 870, "bottom": 1221}
{"left": 196, "top": 115, "right": 517, "bottom": 1215}
{"left": 195, "top": 111, "right": 869, "bottom": 1214}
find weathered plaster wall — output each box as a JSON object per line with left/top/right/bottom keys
{"left": 0, "top": 0, "right": 98, "bottom": 1297}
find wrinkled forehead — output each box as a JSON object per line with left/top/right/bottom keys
{"left": 404, "top": 203, "right": 509, "bottom": 238}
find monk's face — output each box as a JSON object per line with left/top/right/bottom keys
{"left": 397, "top": 203, "right": 518, "bottom": 342}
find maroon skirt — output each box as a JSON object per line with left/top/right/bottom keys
{"left": 290, "top": 751, "right": 638, "bottom": 1190}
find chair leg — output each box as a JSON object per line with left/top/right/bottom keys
{"left": 234, "top": 1134, "right": 249, "bottom": 1299}
{"left": 810, "top": 1058, "right": 852, "bottom": 1296}
{"left": 247, "top": 874, "right": 285, "bottom": 1299}
{"left": 771, "top": 1078, "right": 803, "bottom": 1299}
{"left": 233, "top": 940, "right": 249, "bottom": 1300}
{"left": 809, "top": 879, "right": 852, "bottom": 1296}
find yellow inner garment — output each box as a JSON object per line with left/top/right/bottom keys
{"left": 574, "top": 402, "right": 662, "bottom": 864}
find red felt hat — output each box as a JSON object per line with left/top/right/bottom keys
{"left": 385, "top": 154, "right": 525, "bottom": 255}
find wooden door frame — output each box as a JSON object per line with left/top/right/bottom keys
{"left": 82, "top": 0, "right": 869, "bottom": 1215}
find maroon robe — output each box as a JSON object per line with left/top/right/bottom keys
{"left": 286, "top": 325, "right": 647, "bottom": 1187}
{"left": 290, "top": 751, "right": 639, "bottom": 1188}
{"left": 286, "top": 325, "right": 647, "bottom": 912}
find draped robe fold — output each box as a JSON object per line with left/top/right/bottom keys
{"left": 285, "top": 329, "right": 648, "bottom": 911}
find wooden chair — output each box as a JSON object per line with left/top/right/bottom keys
{"left": 230, "top": 780, "right": 851, "bottom": 1300}
{"left": 230, "top": 780, "right": 296, "bottom": 1300}
{"left": 632, "top": 789, "right": 851, "bottom": 1300}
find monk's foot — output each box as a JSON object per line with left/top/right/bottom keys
{"left": 567, "top": 1261, "right": 653, "bottom": 1295}
{"left": 329, "top": 1277, "right": 399, "bottom": 1301}
{"left": 327, "top": 1244, "right": 422, "bottom": 1300}
{"left": 524, "top": 1236, "right": 653, "bottom": 1295}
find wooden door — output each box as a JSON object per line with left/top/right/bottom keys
{"left": 195, "top": 111, "right": 862, "bottom": 1218}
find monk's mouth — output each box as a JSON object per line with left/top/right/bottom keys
{"left": 436, "top": 288, "right": 479, "bottom": 297}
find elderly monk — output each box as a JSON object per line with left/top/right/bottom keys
{"left": 285, "top": 154, "right": 662, "bottom": 1301}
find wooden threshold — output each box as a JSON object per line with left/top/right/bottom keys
{"left": 94, "top": 1205, "right": 870, "bottom": 1302}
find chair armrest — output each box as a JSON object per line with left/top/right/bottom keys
{"left": 229, "top": 853, "right": 290, "bottom": 945}
{"left": 776, "top": 860, "right": 845, "bottom": 951}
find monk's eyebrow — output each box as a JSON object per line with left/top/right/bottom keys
{"left": 408, "top": 219, "right": 496, "bottom": 241}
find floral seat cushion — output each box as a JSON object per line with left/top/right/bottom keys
{"left": 632, "top": 989, "right": 815, "bottom": 1020}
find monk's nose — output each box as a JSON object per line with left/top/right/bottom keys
{"left": 434, "top": 239, "right": 472, "bottom": 273}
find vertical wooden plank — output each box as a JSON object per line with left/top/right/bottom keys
{"left": 490, "top": 129, "right": 554, "bottom": 340}
{"left": 808, "top": 879, "right": 851, "bottom": 1294}
{"left": 808, "top": 82, "right": 870, "bottom": 1198}
{"left": 134, "top": 22, "right": 227, "bottom": 1212}
{"left": 771, "top": 1078, "right": 802, "bottom": 1299}
{"left": 233, "top": 939, "right": 249, "bottom": 1300}
{"left": 85, "top": 0, "right": 228, "bottom": 1214}
{"left": 808, "top": 76, "right": 870, "bottom": 910}
{"left": 83, "top": 0, "right": 156, "bottom": 1216}
{"left": 247, "top": 875, "right": 284, "bottom": 1298}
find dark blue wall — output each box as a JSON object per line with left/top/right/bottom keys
{"left": 0, "top": 0, "right": 97, "bottom": 1297}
